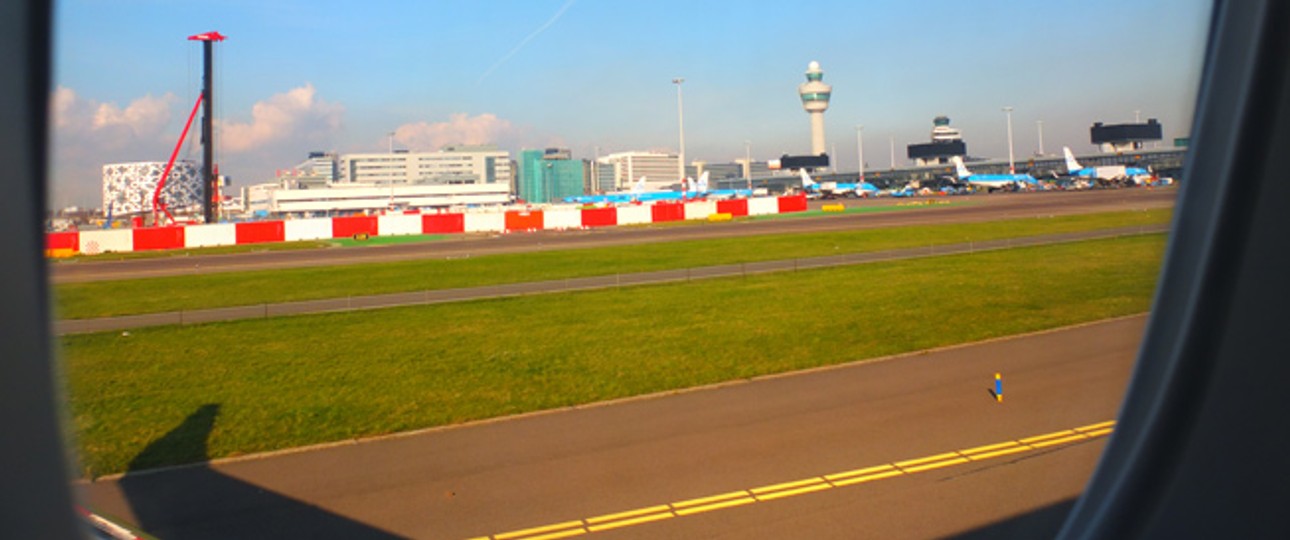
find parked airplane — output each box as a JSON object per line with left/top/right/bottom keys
{"left": 951, "top": 156, "right": 1039, "bottom": 190}
{"left": 565, "top": 172, "right": 752, "bottom": 204}
{"left": 798, "top": 170, "right": 878, "bottom": 198}
{"left": 1063, "top": 146, "right": 1153, "bottom": 185}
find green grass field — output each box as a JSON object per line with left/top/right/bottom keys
{"left": 63, "top": 234, "right": 1165, "bottom": 477}
{"left": 53, "top": 239, "right": 337, "bottom": 262}
{"left": 54, "top": 209, "right": 1169, "bottom": 320}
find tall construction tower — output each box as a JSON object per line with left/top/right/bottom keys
{"left": 798, "top": 61, "right": 832, "bottom": 156}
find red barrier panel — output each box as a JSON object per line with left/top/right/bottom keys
{"left": 236, "top": 221, "right": 285, "bottom": 244}
{"left": 132, "top": 226, "right": 185, "bottom": 251}
{"left": 777, "top": 194, "right": 808, "bottom": 213}
{"left": 581, "top": 207, "right": 617, "bottom": 228}
{"left": 333, "top": 215, "right": 379, "bottom": 238}
{"left": 651, "top": 203, "right": 685, "bottom": 222}
{"left": 423, "top": 213, "right": 465, "bottom": 234}
{"left": 716, "top": 199, "right": 749, "bottom": 217}
{"left": 46, "top": 231, "right": 79, "bottom": 250}
{"left": 505, "top": 210, "right": 544, "bottom": 231}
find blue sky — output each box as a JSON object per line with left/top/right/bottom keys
{"left": 50, "top": 0, "right": 1212, "bottom": 207}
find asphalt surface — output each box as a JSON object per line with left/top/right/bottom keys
{"left": 77, "top": 316, "right": 1145, "bottom": 539}
{"left": 50, "top": 189, "right": 1175, "bottom": 284}
{"left": 56, "top": 224, "right": 1168, "bottom": 335}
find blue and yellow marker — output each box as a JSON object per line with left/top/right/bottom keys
{"left": 995, "top": 373, "right": 1003, "bottom": 403}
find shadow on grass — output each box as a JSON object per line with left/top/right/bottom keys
{"left": 944, "top": 498, "right": 1077, "bottom": 539}
{"left": 120, "top": 404, "right": 401, "bottom": 539}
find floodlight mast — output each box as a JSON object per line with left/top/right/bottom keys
{"left": 188, "top": 31, "right": 226, "bottom": 223}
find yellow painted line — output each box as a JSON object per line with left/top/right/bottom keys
{"left": 824, "top": 464, "right": 896, "bottom": 482}
{"left": 958, "top": 441, "right": 1022, "bottom": 456}
{"left": 901, "top": 456, "right": 971, "bottom": 474}
{"left": 494, "top": 521, "right": 585, "bottom": 540}
{"left": 1020, "top": 430, "right": 1078, "bottom": 445}
{"left": 585, "top": 505, "right": 671, "bottom": 525}
{"left": 1028, "top": 433, "right": 1089, "bottom": 448}
{"left": 474, "top": 420, "right": 1114, "bottom": 540}
{"left": 894, "top": 451, "right": 962, "bottom": 469}
{"left": 753, "top": 481, "right": 833, "bottom": 501}
{"left": 830, "top": 469, "right": 905, "bottom": 487}
{"left": 1074, "top": 420, "right": 1117, "bottom": 432}
{"left": 517, "top": 528, "right": 587, "bottom": 540}
{"left": 966, "top": 445, "right": 1034, "bottom": 461}
{"left": 672, "top": 496, "right": 757, "bottom": 516}
{"left": 671, "top": 490, "right": 749, "bottom": 509}
{"left": 586, "top": 512, "right": 674, "bottom": 532}
{"left": 750, "top": 477, "right": 828, "bottom": 495}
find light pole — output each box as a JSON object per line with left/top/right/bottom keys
{"left": 1002, "top": 106, "right": 1015, "bottom": 174}
{"left": 1036, "top": 120, "right": 1045, "bottom": 156}
{"left": 744, "top": 140, "right": 752, "bottom": 190}
{"left": 856, "top": 125, "right": 865, "bottom": 182}
{"left": 673, "top": 78, "right": 685, "bottom": 184}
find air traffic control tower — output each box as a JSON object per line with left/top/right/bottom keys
{"left": 799, "top": 61, "right": 832, "bottom": 156}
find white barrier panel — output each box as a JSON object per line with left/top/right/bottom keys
{"left": 79, "top": 229, "right": 133, "bottom": 254}
{"left": 684, "top": 201, "right": 717, "bottom": 221}
{"left": 464, "top": 212, "right": 506, "bottom": 233}
{"left": 184, "top": 223, "right": 236, "bottom": 248}
{"left": 284, "top": 218, "right": 333, "bottom": 241}
{"left": 378, "top": 214, "right": 422, "bottom": 237}
{"left": 543, "top": 208, "right": 582, "bottom": 230}
{"left": 616, "top": 205, "right": 651, "bottom": 225}
{"left": 747, "top": 196, "right": 780, "bottom": 216}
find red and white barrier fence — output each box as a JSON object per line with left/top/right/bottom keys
{"left": 47, "top": 195, "right": 809, "bottom": 256}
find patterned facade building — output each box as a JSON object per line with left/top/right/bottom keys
{"left": 102, "top": 161, "right": 201, "bottom": 216}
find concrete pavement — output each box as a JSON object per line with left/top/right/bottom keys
{"left": 78, "top": 316, "right": 1146, "bottom": 539}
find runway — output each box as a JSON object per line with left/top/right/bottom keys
{"left": 78, "top": 315, "right": 1145, "bottom": 539}
{"left": 51, "top": 189, "right": 1175, "bottom": 284}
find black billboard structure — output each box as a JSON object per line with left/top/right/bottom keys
{"left": 1091, "top": 119, "right": 1162, "bottom": 152}
{"left": 770, "top": 154, "right": 830, "bottom": 171}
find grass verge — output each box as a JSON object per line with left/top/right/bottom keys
{"left": 55, "top": 209, "right": 1169, "bottom": 320}
{"left": 63, "top": 234, "right": 1165, "bottom": 477}
{"left": 53, "top": 239, "right": 336, "bottom": 262}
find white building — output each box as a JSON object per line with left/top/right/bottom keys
{"left": 242, "top": 182, "right": 511, "bottom": 217}
{"left": 339, "top": 145, "right": 512, "bottom": 187}
{"left": 597, "top": 151, "right": 681, "bottom": 191}
{"left": 102, "top": 161, "right": 201, "bottom": 216}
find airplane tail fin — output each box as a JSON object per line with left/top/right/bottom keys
{"left": 1063, "top": 147, "right": 1082, "bottom": 173}
{"left": 799, "top": 169, "right": 817, "bottom": 188}
{"left": 952, "top": 156, "right": 971, "bottom": 179}
{"left": 631, "top": 176, "right": 647, "bottom": 194}
{"left": 696, "top": 171, "right": 710, "bottom": 193}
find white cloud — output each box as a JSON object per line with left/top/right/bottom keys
{"left": 393, "top": 113, "right": 521, "bottom": 151}
{"left": 219, "top": 83, "right": 344, "bottom": 153}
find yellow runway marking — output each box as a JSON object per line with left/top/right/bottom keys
{"left": 671, "top": 490, "right": 749, "bottom": 509}
{"left": 672, "top": 496, "right": 757, "bottom": 516}
{"left": 966, "top": 444, "right": 1033, "bottom": 461}
{"left": 585, "top": 505, "right": 670, "bottom": 525}
{"left": 824, "top": 464, "right": 896, "bottom": 482}
{"left": 586, "top": 512, "right": 674, "bottom": 532}
{"left": 750, "top": 478, "right": 828, "bottom": 494}
{"left": 830, "top": 469, "right": 905, "bottom": 487}
{"left": 902, "top": 456, "right": 971, "bottom": 474}
{"left": 477, "top": 421, "right": 1116, "bottom": 539}
{"left": 959, "top": 441, "right": 1022, "bottom": 456}
{"left": 1074, "top": 420, "right": 1117, "bottom": 432}
{"left": 494, "top": 521, "right": 585, "bottom": 540}
{"left": 894, "top": 451, "right": 962, "bottom": 469}
{"left": 753, "top": 481, "right": 832, "bottom": 501}
{"left": 1028, "top": 433, "right": 1089, "bottom": 448}
{"left": 1020, "top": 430, "right": 1079, "bottom": 445}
